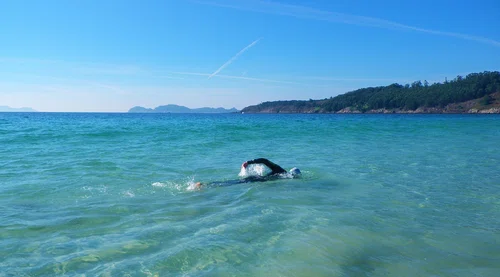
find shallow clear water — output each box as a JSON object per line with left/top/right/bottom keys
{"left": 1, "top": 113, "right": 499, "bottom": 276}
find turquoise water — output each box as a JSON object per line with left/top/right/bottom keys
{"left": 1, "top": 113, "right": 500, "bottom": 276}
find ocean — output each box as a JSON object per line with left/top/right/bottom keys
{"left": 1, "top": 113, "right": 499, "bottom": 276}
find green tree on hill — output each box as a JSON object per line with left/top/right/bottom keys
{"left": 241, "top": 71, "right": 500, "bottom": 113}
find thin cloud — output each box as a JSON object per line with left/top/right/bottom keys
{"left": 1, "top": 56, "right": 315, "bottom": 87}
{"left": 217, "top": 73, "right": 306, "bottom": 85}
{"left": 0, "top": 57, "right": 146, "bottom": 76}
{"left": 0, "top": 57, "right": 63, "bottom": 65}
{"left": 1, "top": 57, "right": 307, "bottom": 86}
{"left": 154, "top": 75, "right": 187, "bottom": 80}
{"left": 170, "top": 70, "right": 309, "bottom": 85}
{"left": 208, "top": 37, "right": 262, "bottom": 79}
{"left": 0, "top": 72, "right": 131, "bottom": 96}
{"left": 88, "top": 82, "right": 128, "bottom": 95}
{"left": 75, "top": 65, "right": 144, "bottom": 75}
{"left": 169, "top": 71, "right": 210, "bottom": 77}
{"left": 195, "top": 0, "right": 500, "bottom": 47}
{"left": 303, "top": 76, "right": 410, "bottom": 83}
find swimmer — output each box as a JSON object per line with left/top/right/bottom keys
{"left": 195, "top": 158, "right": 301, "bottom": 189}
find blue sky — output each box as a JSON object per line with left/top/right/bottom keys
{"left": 1, "top": 0, "right": 499, "bottom": 112}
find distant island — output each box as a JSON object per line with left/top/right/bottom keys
{"left": 128, "top": 104, "right": 239, "bottom": 113}
{"left": 241, "top": 71, "right": 500, "bottom": 114}
{"left": 0, "top": 106, "right": 37, "bottom": 112}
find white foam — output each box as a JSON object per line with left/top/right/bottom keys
{"left": 82, "top": 185, "right": 107, "bottom": 193}
{"left": 151, "top": 178, "right": 200, "bottom": 192}
{"left": 186, "top": 180, "right": 199, "bottom": 191}
{"left": 151, "top": 182, "right": 166, "bottom": 187}
{"left": 239, "top": 164, "right": 267, "bottom": 177}
{"left": 238, "top": 167, "right": 247, "bottom": 177}
{"left": 123, "top": 190, "right": 135, "bottom": 197}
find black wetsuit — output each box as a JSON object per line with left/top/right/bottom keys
{"left": 205, "top": 158, "right": 287, "bottom": 187}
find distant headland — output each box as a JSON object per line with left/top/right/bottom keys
{"left": 128, "top": 104, "right": 239, "bottom": 113}
{"left": 0, "top": 106, "right": 37, "bottom": 112}
{"left": 241, "top": 71, "right": 500, "bottom": 114}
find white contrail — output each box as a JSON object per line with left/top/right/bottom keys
{"left": 303, "top": 76, "right": 408, "bottom": 82}
{"left": 208, "top": 37, "right": 262, "bottom": 79}
{"left": 170, "top": 70, "right": 308, "bottom": 85}
{"left": 195, "top": 0, "right": 500, "bottom": 48}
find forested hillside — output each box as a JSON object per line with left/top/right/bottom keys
{"left": 242, "top": 71, "right": 500, "bottom": 113}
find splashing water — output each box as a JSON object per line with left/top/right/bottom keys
{"left": 186, "top": 180, "right": 200, "bottom": 191}
{"left": 238, "top": 164, "right": 268, "bottom": 177}
{"left": 151, "top": 177, "right": 199, "bottom": 193}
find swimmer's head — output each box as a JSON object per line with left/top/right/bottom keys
{"left": 289, "top": 167, "right": 301, "bottom": 177}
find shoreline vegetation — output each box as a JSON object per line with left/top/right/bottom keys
{"left": 241, "top": 71, "right": 500, "bottom": 114}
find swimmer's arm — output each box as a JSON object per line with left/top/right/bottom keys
{"left": 245, "top": 158, "right": 286, "bottom": 175}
